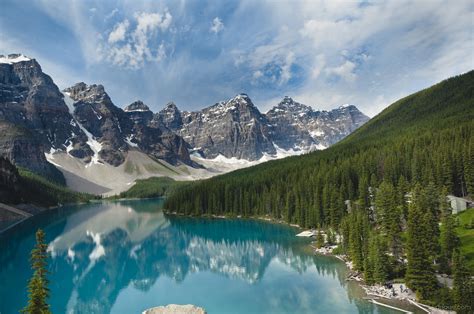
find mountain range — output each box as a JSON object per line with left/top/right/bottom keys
{"left": 0, "top": 54, "right": 368, "bottom": 194}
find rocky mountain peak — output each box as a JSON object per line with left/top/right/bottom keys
{"left": 165, "top": 101, "right": 178, "bottom": 110}
{"left": 156, "top": 102, "right": 183, "bottom": 130}
{"left": 0, "top": 54, "right": 32, "bottom": 64}
{"left": 270, "top": 96, "right": 313, "bottom": 115}
{"left": 124, "top": 100, "right": 150, "bottom": 113}
{"left": 228, "top": 93, "right": 255, "bottom": 108}
{"left": 337, "top": 104, "right": 357, "bottom": 111}
{"left": 0, "top": 54, "right": 370, "bottom": 183}
{"left": 64, "top": 83, "right": 108, "bottom": 103}
{"left": 125, "top": 100, "right": 154, "bottom": 127}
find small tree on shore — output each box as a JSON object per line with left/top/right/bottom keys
{"left": 22, "top": 229, "right": 51, "bottom": 314}
{"left": 316, "top": 228, "right": 325, "bottom": 248}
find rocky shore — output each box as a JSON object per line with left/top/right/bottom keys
{"left": 313, "top": 244, "right": 455, "bottom": 314}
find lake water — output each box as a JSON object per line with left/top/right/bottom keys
{"left": 0, "top": 199, "right": 407, "bottom": 313}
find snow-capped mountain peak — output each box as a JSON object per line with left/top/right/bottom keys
{"left": 0, "top": 53, "right": 31, "bottom": 64}
{"left": 124, "top": 100, "right": 151, "bottom": 112}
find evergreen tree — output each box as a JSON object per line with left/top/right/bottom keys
{"left": 347, "top": 210, "right": 370, "bottom": 271}
{"left": 364, "top": 235, "right": 375, "bottom": 285}
{"left": 405, "top": 185, "right": 437, "bottom": 301}
{"left": 439, "top": 214, "right": 459, "bottom": 273}
{"left": 326, "top": 228, "right": 335, "bottom": 245}
{"left": 452, "top": 250, "right": 474, "bottom": 314}
{"left": 465, "top": 137, "right": 474, "bottom": 196}
{"left": 397, "top": 175, "right": 410, "bottom": 220}
{"left": 424, "top": 182, "right": 441, "bottom": 260}
{"left": 316, "top": 228, "right": 325, "bottom": 248}
{"left": 375, "top": 180, "right": 402, "bottom": 259}
{"left": 372, "top": 236, "right": 390, "bottom": 284}
{"left": 22, "top": 229, "right": 51, "bottom": 314}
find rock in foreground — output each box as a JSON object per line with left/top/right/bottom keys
{"left": 143, "top": 304, "right": 206, "bottom": 314}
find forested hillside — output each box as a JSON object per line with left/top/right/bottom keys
{"left": 165, "top": 71, "right": 473, "bottom": 222}
{"left": 165, "top": 71, "right": 474, "bottom": 308}
{"left": 0, "top": 157, "right": 96, "bottom": 207}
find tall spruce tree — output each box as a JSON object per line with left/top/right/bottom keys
{"left": 347, "top": 210, "right": 370, "bottom": 271}
{"left": 439, "top": 214, "right": 459, "bottom": 273}
{"left": 372, "top": 235, "right": 390, "bottom": 284}
{"left": 316, "top": 228, "right": 325, "bottom": 248}
{"left": 364, "top": 233, "right": 375, "bottom": 285}
{"left": 22, "top": 229, "right": 51, "bottom": 314}
{"left": 375, "top": 180, "right": 402, "bottom": 259}
{"left": 405, "top": 185, "right": 438, "bottom": 301}
{"left": 452, "top": 250, "right": 474, "bottom": 314}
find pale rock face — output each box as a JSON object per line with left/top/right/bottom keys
{"left": 64, "top": 82, "right": 130, "bottom": 166}
{"left": 266, "top": 96, "right": 369, "bottom": 151}
{"left": 0, "top": 55, "right": 90, "bottom": 181}
{"left": 0, "top": 54, "right": 196, "bottom": 181}
{"left": 0, "top": 53, "right": 369, "bottom": 183}
{"left": 64, "top": 83, "right": 196, "bottom": 167}
{"left": 156, "top": 94, "right": 369, "bottom": 161}
{"left": 157, "top": 94, "right": 275, "bottom": 160}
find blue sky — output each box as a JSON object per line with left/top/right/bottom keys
{"left": 1, "top": 0, "right": 472, "bottom": 116}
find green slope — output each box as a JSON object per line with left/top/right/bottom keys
{"left": 164, "top": 71, "right": 474, "bottom": 222}
{"left": 456, "top": 208, "right": 474, "bottom": 269}
{"left": 17, "top": 168, "right": 97, "bottom": 206}
{"left": 109, "top": 176, "right": 189, "bottom": 199}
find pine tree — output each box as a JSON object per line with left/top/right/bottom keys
{"left": 22, "top": 229, "right": 51, "bottom": 314}
{"left": 316, "top": 228, "right": 325, "bottom": 248}
{"left": 405, "top": 185, "right": 437, "bottom": 301}
{"left": 424, "top": 182, "right": 441, "bottom": 261}
{"left": 397, "top": 175, "right": 409, "bottom": 220}
{"left": 375, "top": 180, "right": 402, "bottom": 259}
{"left": 452, "top": 250, "right": 474, "bottom": 314}
{"left": 464, "top": 137, "right": 474, "bottom": 196}
{"left": 439, "top": 214, "right": 459, "bottom": 273}
{"left": 326, "top": 228, "right": 335, "bottom": 245}
{"left": 372, "top": 236, "right": 390, "bottom": 284}
{"left": 438, "top": 186, "right": 450, "bottom": 217}
{"left": 348, "top": 210, "right": 370, "bottom": 271}
{"left": 364, "top": 235, "right": 375, "bottom": 284}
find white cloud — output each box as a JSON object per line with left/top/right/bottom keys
{"left": 7, "top": 0, "right": 471, "bottom": 116}
{"left": 325, "top": 60, "right": 356, "bottom": 82}
{"left": 210, "top": 17, "right": 224, "bottom": 34}
{"left": 102, "top": 10, "right": 173, "bottom": 69}
{"left": 105, "top": 8, "right": 119, "bottom": 21}
{"left": 279, "top": 51, "right": 295, "bottom": 85}
{"left": 108, "top": 19, "right": 129, "bottom": 44}
{"left": 253, "top": 70, "right": 263, "bottom": 79}
{"left": 134, "top": 11, "right": 172, "bottom": 33}
{"left": 310, "top": 54, "right": 326, "bottom": 79}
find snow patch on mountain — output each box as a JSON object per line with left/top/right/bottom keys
{"left": 125, "top": 136, "right": 139, "bottom": 148}
{"left": 0, "top": 54, "right": 31, "bottom": 64}
{"left": 63, "top": 92, "right": 103, "bottom": 166}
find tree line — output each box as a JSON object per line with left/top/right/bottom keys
{"left": 164, "top": 71, "right": 474, "bottom": 310}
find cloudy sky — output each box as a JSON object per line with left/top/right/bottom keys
{"left": 1, "top": 0, "right": 472, "bottom": 116}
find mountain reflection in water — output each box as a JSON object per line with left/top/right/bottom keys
{"left": 0, "top": 199, "right": 390, "bottom": 314}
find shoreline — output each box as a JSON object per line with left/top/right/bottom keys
{"left": 0, "top": 197, "right": 162, "bottom": 235}
{"left": 313, "top": 244, "right": 454, "bottom": 314}
{"left": 164, "top": 211, "right": 448, "bottom": 312}
{"left": 180, "top": 210, "right": 456, "bottom": 314}
{"left": 2, "top": 204, "right": 455, "bottom": 313}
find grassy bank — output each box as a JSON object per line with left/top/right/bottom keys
{"left": 17, "top": 168, "right": 98, "bottom": 206}
{"left": 456, "top": 208, "right": 474, "bottom": 270}
{"left": 109, "top": 176, "right": 190, "bottom": 200}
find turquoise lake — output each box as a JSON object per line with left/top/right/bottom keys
{"left": 0, "top": 199, "right": 410, "bottom": 313}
